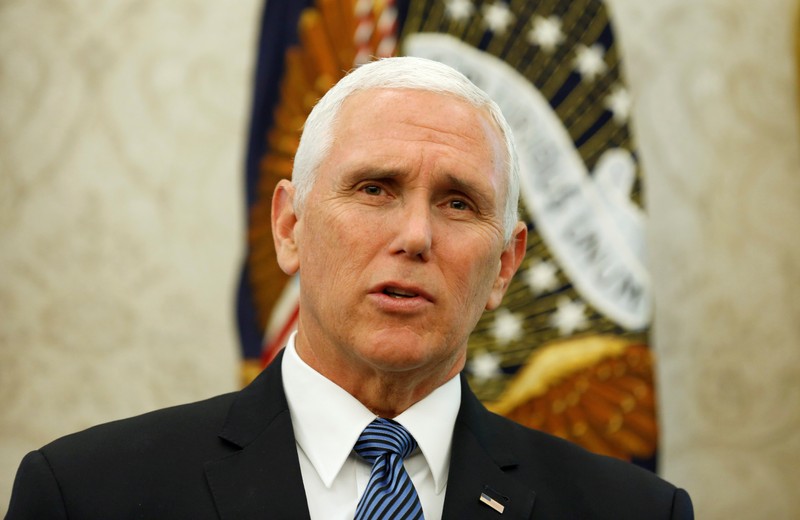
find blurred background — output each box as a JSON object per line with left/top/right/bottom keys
{"left": 1, "top": 0, "right": 798, "bottom": 518}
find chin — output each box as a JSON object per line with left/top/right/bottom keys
{"left": 359, "top": 334, "right": 462, "bottom": 375}
{"left": 363, "top": 349, "right": 431, "bottom": 373}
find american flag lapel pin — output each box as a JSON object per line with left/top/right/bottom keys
{"left": 479, "top": 492, "right": 505, "bottom": 514}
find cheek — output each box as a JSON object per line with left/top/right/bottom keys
{"left": 449, "top": 249, "right": 501, "bottom": 311}
{"left": 299, "top": 211, "right": 364, "bottom": 285}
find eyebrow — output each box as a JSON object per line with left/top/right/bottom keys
{"left": 344, "top": 166, "right": 404, "bottom": 181}
{"left": 341, "top": 166, "right": 497, "bottom": 209}
{"left": 442, "top": 173, "right": 496, "bottom": 209}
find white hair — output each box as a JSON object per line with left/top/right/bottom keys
{"left": 291, "top": 56, "right": 520, "bottom": 243}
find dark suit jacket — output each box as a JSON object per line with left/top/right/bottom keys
{"left": 7, "top": 350, "right": 692, "bottom": 519}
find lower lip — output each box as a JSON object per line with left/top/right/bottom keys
{"left": 368, "top": 292, "right": 432, "bottom": 313}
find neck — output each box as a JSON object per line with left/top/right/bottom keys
{"left": 294, "top": 334, "right": 465, "bottom": 418}
{"left": 349, "top": 368, "right": 462, "bottom": 418}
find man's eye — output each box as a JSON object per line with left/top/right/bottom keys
{"left": 449, "top": 199, "right": 470, "bottom": 211}
{"left": 362, "top": 185, "right": 383, "bottom": 196}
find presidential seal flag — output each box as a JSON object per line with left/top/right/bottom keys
{"left": 238, "top": 0, "right": 658, "bottom": 465}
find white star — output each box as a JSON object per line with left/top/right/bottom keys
{"left": 492, "top": 308, "right": 523, "bottom": 345}
{"left": 526, "top": 258, "right": 559, "bottom": 295}
{"left": 469, "top": 350, "right": 502, "bottom": 381}
{"left": 604, "top": 84, "right": 632, "bottom": 123}
{"left": 527, "top": 15, "right": 564, "bottom": 53}
{"left": 482, "top": 1, "right": 515, "bottom": 34}
{"left": 573, "top": 44, "right": 607, "bottom": 82}
{"left": 443, "top": 0, "right": 474, "bottom": 21}
{"left": 550, "top": 297, "right": 589, "bottom": 336}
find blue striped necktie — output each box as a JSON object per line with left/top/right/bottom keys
{"left": 354, "top": 418, "right": 425, "bottom": 519}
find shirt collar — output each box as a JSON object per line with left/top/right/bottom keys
{"left": 281, "top": 333, "right": 461, "bottom": 493}
{"left": 394, "top": 370, "right": 461, "bottom": 493}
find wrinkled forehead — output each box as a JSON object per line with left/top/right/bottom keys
{"left": 338, "top": 86, "right": 495, "bottom": 124}
{"left": 333, "top": 88, "right": 507, "bottom": 163}
{"left": 327, "top": 88, "right": 510, "bottom": 201}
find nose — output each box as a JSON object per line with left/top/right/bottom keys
{"left": 390, "top": 200, "right": 432, "bottom": 261}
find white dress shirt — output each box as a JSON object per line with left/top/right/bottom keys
{"left": 281, "top": 333, "right": 461, "bottom": 520}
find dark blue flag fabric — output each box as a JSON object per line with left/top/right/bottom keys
{"left": 237, "top": 0, "right": 313, "bottom": 367}
{"left": 238, "top": 0, "right": 657, "bottom": 468}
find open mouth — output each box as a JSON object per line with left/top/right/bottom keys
{"left": 383, "top": 287, "right": 419, "bottom": 299}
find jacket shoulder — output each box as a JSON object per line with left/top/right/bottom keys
{"left": 22, "top": 392, "right": 241, "bottom": 519}
{"left": 458, "top": 388, "right": 691, "bottom": 519}
{"left": 43, "top": 391, "right": 239, "bottom": 461}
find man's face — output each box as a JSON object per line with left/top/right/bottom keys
{"left": 274, "top": 88, "right": 526, "bottom": 386}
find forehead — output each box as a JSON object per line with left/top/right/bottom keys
{"left": 335, "top": 88, "right": 497, "bottom": 142}
{"left": 328, "top": 89, "right": 507, "bottom": 188}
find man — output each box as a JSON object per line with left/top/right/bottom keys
{"left": 7, "top": 57, "right": 693, "bottom": 519}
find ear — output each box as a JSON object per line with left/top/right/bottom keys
{"left": 271, "top": 179, "right": 300, "bottom": 275}
{"left": 486, "top": 221, "right": 527, "bottom": 311}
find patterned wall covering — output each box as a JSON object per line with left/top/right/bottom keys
{"left": 1, "top": 0, "right": 799, "bottom": 518}
{"left": 0, "top": 0, "right": 261, "bottom": 511}
{"left": 607, "top": 0, "right": 800, "bottom": 518}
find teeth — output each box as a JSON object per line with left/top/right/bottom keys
{"left": 385, "top": 287, "right": 417, "bottom": 298}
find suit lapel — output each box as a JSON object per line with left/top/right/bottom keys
{"left": 204, "top": 351, "right": 311, "bottom": 520}
{"left": 202, "top": 358, "right": 536, "bottom": 519}
{"left": 442, "top": 376, "right": 536, "bottom": 520}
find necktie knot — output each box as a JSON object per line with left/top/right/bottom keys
{"left": 355, "top": 418, "right": 417, "bottom": 463}
{"left": 354, "top": 418, "right": 424, "bottom": 519}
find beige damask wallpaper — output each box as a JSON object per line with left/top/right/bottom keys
{"left": 0, "top": 0, "right": 261, "bottom": 510}
{"left": 608, "top": 0, "right": 800, "bottom": 517}
{"left": 1, "top": 0, "right": 799, "bottom": 518}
